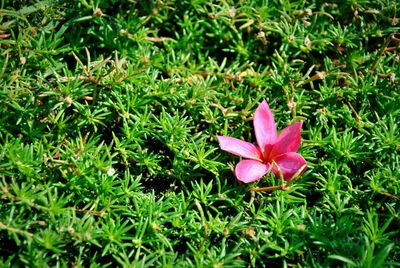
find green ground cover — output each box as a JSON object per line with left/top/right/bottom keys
{"left": 1, "top": 0, "right": 399, "bottom": 266}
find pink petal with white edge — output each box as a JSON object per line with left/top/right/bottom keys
{"left": 235, "top": 160, "right": 271, "bottom": 183}
{"left": 217, "top": 136, "right": 262, "bottom": 161}
{"left": 272, "top": 152, "right": 307, "bottom": 181}
{"left": 269, "top": 121, "right": 303, "bottom": 159}
{"left": 254, "top": 100, "right": 278, "bottom": 155}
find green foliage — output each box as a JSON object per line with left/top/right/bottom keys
{"left": 0, "top": 0, "right": 399, "bottom": 266}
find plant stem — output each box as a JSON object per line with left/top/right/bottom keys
{"left": 251, "top": 184, "right": 289, "bottom": 192}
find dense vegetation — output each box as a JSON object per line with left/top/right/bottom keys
{"left": 1, "top": 0, "right": 399, "bottom": 266}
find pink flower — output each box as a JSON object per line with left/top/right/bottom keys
{"left": 217, "top": 100, "right": 307, "bottom": 183}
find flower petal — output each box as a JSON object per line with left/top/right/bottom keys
{"left": 269, "top": 121, "right": 303, "bottom": 159}
{"left": 254, "top": 100, "right": 278, "bottom": 155}
{"left": 217, "top": 136, "right": 262, "bottom": 161}
{"left": 272, "top": 152, "right": 307, "bottom": 181}
{"left": 235, "top": 160, "right": 270, "bottom": 183}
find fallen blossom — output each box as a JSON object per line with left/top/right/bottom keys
{"left": 217, "top": 100, "right": 307, "bottom": 183}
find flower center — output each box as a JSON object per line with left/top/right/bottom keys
{"left": 262, "top": 144, "right": 274, "bottom": 162}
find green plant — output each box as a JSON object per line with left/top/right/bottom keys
{"left": 0, "top": 0, "right": 399, "bottom": 266}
